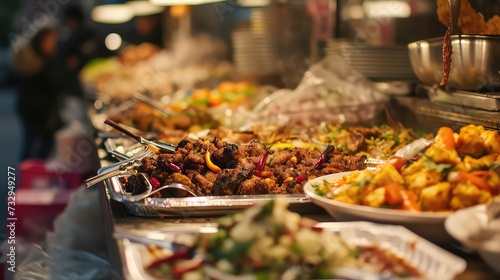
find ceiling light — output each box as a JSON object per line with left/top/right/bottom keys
{"left": 127, "top": 1, "right": 164, "bottom": 16}
{"left": 91, "top": 4, "right": 134, "bottom": 24}
{"left": 150, "top": 0, "right": 224, "bottom": 6}
{"left": 237, "top": 0, "right": 271, "bottom": 7}
{"left": 363, "top": 1, "right": 411, "bottom": 18}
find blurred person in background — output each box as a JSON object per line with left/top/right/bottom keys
{"left": 12, "top": 25, "right": 66, "bottom": 161}
{"left": 59, "top": 4, "right": 97, "bottom": 99}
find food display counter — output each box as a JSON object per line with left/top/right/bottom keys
{"left": 81, "top": 1, "right": 500, "bottom": 277}
{"left": 87, "top": 91, "right": 500, "bottom": 279}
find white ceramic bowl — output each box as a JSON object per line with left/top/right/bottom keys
{"left": 304, "top": 172, "right": 453, "bottom": 244}
{"left": 445, "top": 204, "right": 500, "bottom": 274}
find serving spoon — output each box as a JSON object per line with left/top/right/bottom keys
{"left": 125, "top": 183, "right": 197, "bottom": 202}
{"left": 123, "top": 173, "right": 197, "bottom": 202}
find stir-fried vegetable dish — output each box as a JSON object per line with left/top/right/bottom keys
{"left": 313, "top": 125, "right": 500, "bottom": 212}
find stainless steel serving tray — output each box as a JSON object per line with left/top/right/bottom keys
{"left": 408, "top": 35, "right": 500, "bottom": 91}
{"left": 102, "top": 172, "right": 318, "bottom": 217}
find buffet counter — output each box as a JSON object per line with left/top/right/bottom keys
{"left": 98, "top": 186, "right": 498, "bottom": 279}
{"left": 89, "top": 96, "right": 500, "bottom": 280}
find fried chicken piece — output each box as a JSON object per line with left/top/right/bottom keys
{"left": 485, "top": 15, "right": 500, "bottom": 34}
{"left": 437, "top": 0, "right": 486, "bottom": 34}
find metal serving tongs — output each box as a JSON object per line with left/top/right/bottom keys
{"left": 85, "top": 145, "right": 152, "bottom": 188}
{"left": 134, "top": 92, "right": 173, "bottom": 117}
{"left": 392, "top": 138, "right": 434, "bottom": 160}
{"left": 104, "top": 119, "right": 177, "bottom": 153}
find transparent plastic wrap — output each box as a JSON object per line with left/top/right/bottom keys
{"left": 9, "top": 187, "right": 111, "bottom": 280}
{"left": 253, "top": 55, "right": 389, "bottom": 126}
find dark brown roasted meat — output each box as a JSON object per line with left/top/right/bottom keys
{"left": 124, "top": 137, "right": 367, "bottom": 197}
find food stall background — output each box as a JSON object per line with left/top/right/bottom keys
{"left": 0, "top": 0, "right": 499, "bottom": 278}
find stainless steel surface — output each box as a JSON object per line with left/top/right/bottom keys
{"left": 450, "top": 0, "right": 461, "bottom": 35}
{"left": 408, "top": 35, "right": 500, "bottom": 91}
{"left": 325, "top": 40, "right": 416, "bottom": 81}
{"left": 393, "top": 96, "right": 500, "bottom": 131}
{"left": 425, "top": 85, "right": 500, "bottom": 111}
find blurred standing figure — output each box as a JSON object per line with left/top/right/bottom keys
{"left": 13, "top": 25, "right": 66, "bottom": 160}
{"left": 59, "top": 4, "right": 97, "bottom": 98}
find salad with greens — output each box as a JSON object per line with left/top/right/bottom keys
{"left": 145, "top": 200, "right": 423, "bottom": 279}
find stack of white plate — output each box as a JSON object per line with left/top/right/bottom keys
{"left": 324, "top": 39, "right": 417, "bottom": 81}
{"left": 232, "top": 8, "right": 278, "bottom": 75}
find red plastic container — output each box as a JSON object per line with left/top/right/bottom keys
{"left": 14, "top": 189, "right": 72, "bottom": 243}
{"left": 18, "top": 159, "right": 91, "bottom": 190}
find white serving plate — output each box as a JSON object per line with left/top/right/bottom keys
{"left": 304, "top": 172, "right": 453, "bottom": 244}
{"left": 120, "top": 222, "right": 466, "bottom": 280}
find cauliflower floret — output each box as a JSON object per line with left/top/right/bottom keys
{"left": 458, "top": 154, "right": 497, "bottom": 171}
{"left": 450, "top": 182, "right": 492, "bottom": 210}
{"left": 402, "top": 160, "right": 442, "bottom": 196}
{"left": 372, "top": 164, "right": 404, "bottom": 186}
{"left": 481, "top": 129, "right": 500, "bottom": 154}
{"left": 420, "top": 182, "right": 451, "bottom": 211}
{"left": 296, "top": 228, "right": 322, "bottom": 263}
{"left": 456, "top": 125, "right": 487, "bottom": 158}
{"left": 362, "top": 187, "right": 386, "bottom": 207}
{"left": 333, "top": 185, "right": 362, "bottom": 205}
{"left": 424, "top": 144, "right": 460, "bottom": 165}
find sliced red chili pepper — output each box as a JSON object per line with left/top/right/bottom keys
{"left": 150, "top": 177, "right": 161, "bottom": 188}
{"left": 146, "top": 248, "right": 192, "bottom": 269}
{"left": 255, "top": 145, "right": 270, "bottom": 175}
{"left": 166, "top": 162, "right": 182, "bottom": 173}
{"left": 314, "top": 145, "right": 334, "bottom": 169}
{"left": 295, "top": 175, "right": 305, "bottom": 183}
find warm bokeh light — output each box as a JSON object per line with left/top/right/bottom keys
{"left": 91, "top": 4, "right": 134, "bottom": 24}
{"left": 363, "top": 0, "right": 411, "bottom": 18}
{"left": 105, "top": 33, "right": 123, "bottom": 51}
{"left": 127, "top": 1, "right": 165, "bottom": 16}
{"left": 150, "top": 0, "right": 224, "bottom": 6}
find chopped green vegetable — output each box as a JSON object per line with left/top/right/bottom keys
{"left": 423, "top": 158, "right": 453, "bottom": 173}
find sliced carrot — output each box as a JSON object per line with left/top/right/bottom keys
{"left": 400, "top": 190, "right": 421, "bottom": 211}
{"left": 388, "top": 157, "right": 408, "bottom": 173}
{"left": 470, "top": 170, "right": 492, "bottom": 177}
{"left": 458, "top": 171, "right": 492, "bottom": 193}
{"left": 384, "top": 182, "right": 404, "bottom": 205}
{"left": 437, "top": 127, "right": 455, "bottom": 150}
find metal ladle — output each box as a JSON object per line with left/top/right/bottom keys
{"left": 124, "top": 173, "right": 196, "bottom": 202}
{"left": 125, "top": 183, "right": 197, "bottom": 202}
